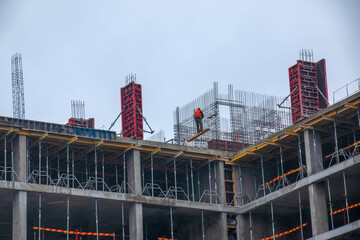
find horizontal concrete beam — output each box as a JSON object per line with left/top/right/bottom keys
{"left": 0, "top": 181, "right": 238, "bottom": 214}
{"left": 306, "top": 219, "right": 360, "bottom": 240}
{"left": 239, "top": 155, "right": 360, "bottom": 214}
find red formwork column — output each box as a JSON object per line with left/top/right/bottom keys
{"left": 288, "top": 59, "right": 327, "bottom": 124}
{"left": 121, "top": 82, "right": 144, "bottom": 139}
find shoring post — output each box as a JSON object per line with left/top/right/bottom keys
{"left": 38, "top": 193, "right": 41, "bottom": 240}
{"left": 95, "top": 148, "right": 98, "bottom": 191}
{"left": 214, "top": 162, "right": 217, "bottom": 204}
{"left": 121, "top": 202, "right": 125, "bottom": 240}
{"left": 115, "top": 156, "right": 119, "bottom": 187}
{"left": 174, "top": 157, "right": 177, "bottom": 200}
{"left": 190, "top": 159, "right": 195, "bottom": 201}
{"left": 85, "top": 154, "right": 88, "bottom": 182}
{"left": 123, "top": 153, "right": 126, "bottom": 193}
{"left": 343, "top": 172, "right": 350, "bottom": 224}
{"left": 334, "top": 120, "right": 339, "bottom": 163}
{"left": 27, "top": 137, "right": 30, "bottom": 178}
{"left": 327, "top": 178, "right": 334, "bottom": 229}
{"left": 186, "top": 162, "right": 190, "bottom": 199}
{"left": 4, "top": 135, "right": 6, "bottom": 181}
{"left": 260, "top": 155, "right": 266, "bottom": 196}
{"left": 67, "top": 196, "right": 70, "bottom": 240}
{"left": 280, "top": 146, "right": 285, "bottom": 188}
{"left": 165, "top": 159, "right": 168, "bottom": 192}
{"left": 249, "top": 211, "right": 253, "bottom": 240}
{"left": 170, "top": 206, "right": 174, "bottom": 240}
{"left": 298, "top": 191, "right": 304, "bottom": 240}
{"left": 57, "top": 151, "right": 60, "bottom": 179}
{"left": 151, "top": 153, "right": 154, "bottom": 197}
{"left": 201, "top": 211, "right": 205, "bottom": 240}
{"left": 102, "top": 150, "right": 105, "bottom": 191}
{"left": 95, "top": 199, "right": 99, "bottom": 240}
{"left": 72, "top": 148, "right": 75, "bottom": 188}
{"left": 271, "top": 202, "right": 275, "bottom": 240}
{"left": 11, "top": 138, "right": 14, "bottom": 181}
{"left": 197, "top": 169, "right": 201, "bottom": 200}
{"left": 46, "top": 148, "right": 50, "bottom": 185}
{"left": 208, "top": 160, "right": 212, "bottom": 204}
{"left": 66, "top": 144, "right": 69, "bottom": 187}
{"left": 39, "top": 141, "right": 42, "bottom": 184}
{"left": 239, "top": 166, "right": 244, "bottom": 205}
{"left": 142, "top": 160, "right": 145, "bottom": 190}
{"left": 297, "top": 135, "right": 304, "bottom": 179}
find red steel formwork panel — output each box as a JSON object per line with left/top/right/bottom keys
{"left": 66, "top": 118, "right": 95, "bottom": 128}
{"left": 121, "top": 82, "right": 143, "bottom": 139}
{"left": 288, "top": 59, "right": 328, "bottom": 123}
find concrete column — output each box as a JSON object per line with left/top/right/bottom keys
{"left": 129, "top": 203, "right": 143, "bottom": 240}
{"left": 14, "top": 135, "right": 27, "bottom": 181}
{"left": 205, "top": 212, "right": 228, "bottom": 240}
{"left": 126, "top": 149, "right": 142, "bottom": 194}
{"left": 304, "top": 130, "right": 323, "bottom": 175}
{"left": 304, "top": 130, "right": 329, "bottom": 236}
{"left": 215, "top": 161, "right": 226, "bottom": 204}
{"left": 13, "top": 191, "right": 27, "bottom": 240}
{"left": 236, "top": 214, "right": 250, "bottom": 240}
{"left": 127, "top": 149, "right": 143, "bottom": 239}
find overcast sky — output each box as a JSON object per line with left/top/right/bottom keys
{"left": 0, "top": 0, "right": 359, "bottom": 140}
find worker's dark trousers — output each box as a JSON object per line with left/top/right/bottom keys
{"left": 195, "top": 118, "right": 203, "bottom": 133}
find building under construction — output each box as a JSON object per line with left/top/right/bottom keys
{"left": 2, "top": 53, "right": 360, "bottom": 240}
{"left": 173, "top": 82, "right": 292, "bottom": 151}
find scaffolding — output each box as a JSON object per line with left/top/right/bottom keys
{"left": 173, "top": 82, "right": 292, "bottom": 150}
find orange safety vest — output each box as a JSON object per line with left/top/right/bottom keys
{"left": 194, "top": 109, "right": 202, "bottom": 118}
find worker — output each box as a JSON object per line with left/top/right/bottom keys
{"left": 194, "top": 107, "right": 204, "bottom": 133}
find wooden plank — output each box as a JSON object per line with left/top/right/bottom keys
{"left": 186, "top": 128, "right": 210, "bottom": 142}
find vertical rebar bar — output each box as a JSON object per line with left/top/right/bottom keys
{"left": 123, "top": 153, "right": 126, "bottom": 193}
{"left": 201, "top": 211, "right": 205, "bottom": 240}
{"left": 39, "top": 141, "right": 42, "bottom": 184}
{"left": 271, "top": 202, "right": 275, "bottom": 240}
{"left": 190, "top": 159, "right": 195, "bottom": 201}
{"left": 38, "top": 193, "right": 41, "bottom": 240}
{"left": 67, "top": 196, "right": 69, "bottom": 240}
{"left": 95, "top": 199, "right": 99, "bottom": 240}
{"left": 327, "top": 178, "right": 334, "bottom": 229}
{"left": 298, "top": 191, "right": 304, "bottom": 240}
{"left": 343, "top": 172, "right": 350, "bottom": 224}
{"left": 151, "top": 153, "right": 154, "bottom": 197}
{"left": 170, "top": 206, "right": 174, "bottom": 240}
{"left": 174, "top": 157, "right": 177, "bottom": 200}
{"left": 260, "top": 155, "right": 266, "bottom": 196}
{"left": 334, "top": 120, "right": 339, "bottom": 163}
{"left": 208, "top": 160, "right": 212, "bottom": 204}
{"left": 280, "top": 146, "right": 285, "bottom": 187}
{"left": 95, "top": 148, "right": 98, "bottom": 191}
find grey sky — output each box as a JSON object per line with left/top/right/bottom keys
{"left": 0, "top": 0, "right": 359, "bottom": 140}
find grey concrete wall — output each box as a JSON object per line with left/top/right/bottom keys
{"left": 13, "top": 190, "right": 27, "bottom": 240}
{"left": 215, "top": 161, "right": 226, "bottom": 204}
{"left": 236, "top": 214, "right": 250, "bottom": 240}
{"left": 205, "top": 212, "right": 228, "bottom": 240}
{"left": 13, "top": 135, "right": 27, "bottom": 181}
{"left": 304, "top": 130, "right": 324, "bottom": 175}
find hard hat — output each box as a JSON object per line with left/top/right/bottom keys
{"left": 197, "top": 107, "right": 201, "bottom": 110}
